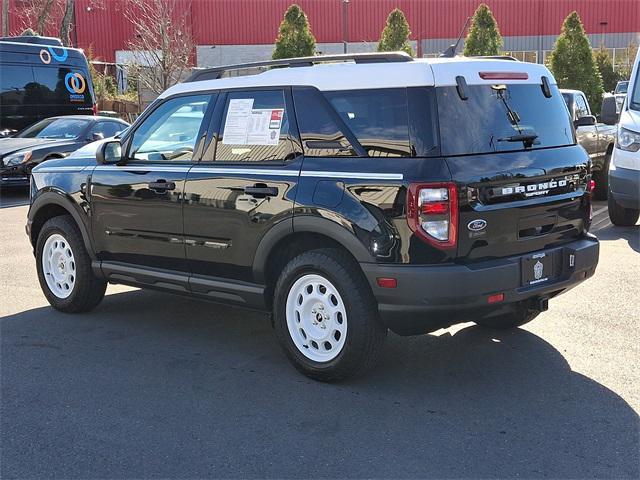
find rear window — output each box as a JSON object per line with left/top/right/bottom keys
{"left": 437, "top": 83, "right": 574, "bottom": 156}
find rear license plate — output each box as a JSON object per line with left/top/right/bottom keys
{"left": 522, "top": 251, "right": 554, "bottom": 286}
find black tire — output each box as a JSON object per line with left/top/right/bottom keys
{"left": 36, "top": 215, "right": 107, "bottom": 313}
{"left": 593, "top": 154, "right": 611, "bottom": 200}
{"left": 608, "top": 193, "right": 640, "bottom": 226}
{"left": 273, "top": 248, "right": 387, "bottom": 382}
{"left": 474, "top": 305, "right": 540, "bottom": 330}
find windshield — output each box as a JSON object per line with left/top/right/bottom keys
{"left": 437, "top": 83, "right": 574, "bottom": 156}
{"left": 615, "top": 82, "right": 629, "bottom": 94}
{"left": 17, "top": 118, "right": 88, "bottom": 139}
{"left": 630, "top": 76, "right": 640, "bottom": 111}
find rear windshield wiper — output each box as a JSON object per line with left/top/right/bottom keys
{"left": 498, "top": 133, "right": 539, "bottom": 146}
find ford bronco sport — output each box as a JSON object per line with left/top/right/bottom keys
{"left": 27, "top": 52, "right": 599, "bottom": 381}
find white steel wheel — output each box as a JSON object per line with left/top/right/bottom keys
{"left": 41, "top": 233, "right": 76, "bottom": 299}
{"left": 286, "top": 273, "right": 348, "bottom": 362}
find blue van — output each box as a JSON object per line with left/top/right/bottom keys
{"left": 0, "top": 36, "right": 96, "bottom": 135}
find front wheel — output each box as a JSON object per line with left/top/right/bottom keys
{"left": 608, "top": 194, "right": 640, "bottom": 226}
{"left": 36, "top": 215, "right": 107, "bottom": 313}
{"left": 273, "top": 249, "right": 386, "bottom": 382}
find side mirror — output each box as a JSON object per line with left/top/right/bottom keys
{"left": 601, "top": 96, "right": 620, "bottom": 125}
{"left": 574, "top": 115, "right": 597, "bottom": 128}
{"left": 96, "top": 140, "right": 122, "bottom": 164}
{"left": 91, "top": 132, "right": 105, "bottom": 142}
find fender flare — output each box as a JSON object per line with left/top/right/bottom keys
{"left": 28, "top": 190, "right": 96, "bottom": 260}
{"left": 252, "top": 215, "right": 374, "bottom": 282}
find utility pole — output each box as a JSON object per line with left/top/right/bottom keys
{"left": 342, "top": 0, "right": 349, "bottom": 54}
{"left": 2, "top": 0, "right": 10, "bottom": 36}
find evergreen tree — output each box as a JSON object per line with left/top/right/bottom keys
{"left": 549, "top": 11, "right": 604, "bottom": 113}
{"left": 463, "top": 3, "right": 503, "bottom": 56}
{"left": 594, "top": 47, "right": 621, "bottom": 93}
{"left": 377, "top": 8, "right": 414, "bottom": 56}
{"left": 273, "top": 4, "right": 316, "bottom": 60}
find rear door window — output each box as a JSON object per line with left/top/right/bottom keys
{"left": 436, "top": 83, "right": 574, "bottom": 156}
{"left": 324, "top": 88, "right": 412, "bottom": 157}
{"left": 215, "top": 89, "right": 295, "bottom": 162}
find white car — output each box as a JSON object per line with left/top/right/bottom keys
{"left": 607, "top": 51, "right": 640, "bottom": 226}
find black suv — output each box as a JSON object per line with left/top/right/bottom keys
{"left": 27, "top": 53, "right": 599, "bottom": 381}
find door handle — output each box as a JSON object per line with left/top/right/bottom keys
{"left": 148, "top": 180, "right": 176, "bottom": 192}
{"left": 244, "top": 184, "right": 278, "bottom": 198}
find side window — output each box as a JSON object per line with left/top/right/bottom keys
{"left": 408, "top": 87, "right": 438, "bottom": 157}
{"left": 0, "top": 65, "right": 34, "bottom": 107}
{"left": 33, "top": 66, "right": 92, "bottom": 105}
{"left": 324, "top": 88, "right": 412, "bottom": 157}
{"left": 129, "top": 94, "right": 211, "bottom": 162}
{"left": 293, "top": 87, "right": 355, "bottom": 157}
{"left": 575, "top": 94, "right": 590, "bottom": 118}
{"left": 215, "top": 90, "right": 294, "bottom": 162}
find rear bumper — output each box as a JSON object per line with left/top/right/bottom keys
{"left": 361, "top": 235, "right": 599, "bottom": 335}
{"left": 609, "top": 165, "right": 640, "bottom": 209}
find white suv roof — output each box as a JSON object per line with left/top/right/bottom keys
{"left": 161, "top": 55, "right": 557, "bottom": 99}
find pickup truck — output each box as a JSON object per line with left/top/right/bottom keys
{"left": 561, "top": 89, "right": 616, "bottom": 199}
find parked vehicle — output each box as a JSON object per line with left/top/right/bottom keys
{"left": 0, "top": 115, "right": 128, "bottom": 187}
{"left": 561, "top": 89, "right": 616, "bottom": 199}
{"left": 0, "top": 36, "right": 96, "bottom": 135}
{"left": 27, "top": 53, "right": 599, "bottom": 381}
{"left": 614, "top": 80, "right": 629, "bottom": 113}
{"left": 602, "top": 51, "right": 640, "bottom": 226}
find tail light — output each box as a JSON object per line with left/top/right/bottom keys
{"left": 407, "top": 182, "right": 458, "bottom": 249}
{"left": 92, "top": 103, "right": 98, "bottom": 116}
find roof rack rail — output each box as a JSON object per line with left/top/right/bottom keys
{"left": 185, "top": 52, "right": 413, "bottom": 83}
{"left": 474, "top": 55, "right": 519, "bottom": 61}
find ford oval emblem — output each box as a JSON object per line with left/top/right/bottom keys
{"left": 468, "top": 219, "right": 487, "bottom": 232}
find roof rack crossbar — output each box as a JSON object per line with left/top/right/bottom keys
{"left": 185, "top": 52, "right": 413, "bottom": 83}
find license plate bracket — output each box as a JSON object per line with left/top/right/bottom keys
{"left": 522, "top": 251, "right": 554, "bottom": 286}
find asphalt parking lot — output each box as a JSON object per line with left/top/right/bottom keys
{"left": 1, "top": 187, "right": 638, "bottom": 479}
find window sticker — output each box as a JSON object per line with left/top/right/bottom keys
{"left": 222, "top": 98, "right": 254, "bottom": 144}
{"left": 223, "top": 99, "right": 283, "bottom": 146}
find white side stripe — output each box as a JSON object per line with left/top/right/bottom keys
{"left": 191, "top": 167, "right": 297, "bottom": 176}
{"left": 300, "top": 171, "right": 403, "bottom": 180}
{"left": 41, "top": 165, "right": 403, "bottom": 181}
{"left": 35, "top": 166, "right": 90, "bottom": 173}
{"left": 94, "top": 165, "right": 189, "bottom": 173}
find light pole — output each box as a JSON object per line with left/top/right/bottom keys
{"left": 599, "top": 21, "right": 608, "bottom": 47}
{"left": 342, "top": 0, "right": 350, "bottom": 54}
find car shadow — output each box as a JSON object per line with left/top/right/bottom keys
{"left": 595, "top": 222, "right": 639, "bottom": 252}
{"left": 1, "top": 289, "right": 638, "bottom": 479}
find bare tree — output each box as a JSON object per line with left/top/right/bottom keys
{"left": 13, "top": 0, "right": 58, "bottom": 35}
{"left": 59, "top": 0, "right": 75, "bottom": 46}
{"left": 125, "top": 0, "right": 194, "bottom": 95}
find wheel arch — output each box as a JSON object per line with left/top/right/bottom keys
{"left": 28, "top": 191, "right": 95, "bottom": 260}
{"left": 253, "top": 216, "right": 375, "bottom": 306}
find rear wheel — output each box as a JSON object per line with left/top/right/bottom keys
{"left": 608, "top": 193, "right": 640, "bottom": 226}
{"left": 273, "top": 249, "right": 386, "bottom": 382}
{"left": 36, "top": 215, "right": 107, "bottom": 313}
{"left": 474, "top": 305, "right": 540, "bottom": 330}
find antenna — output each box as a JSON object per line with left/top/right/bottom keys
{"left": 440, "top": 16, "right": 471, "bottom": 58}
